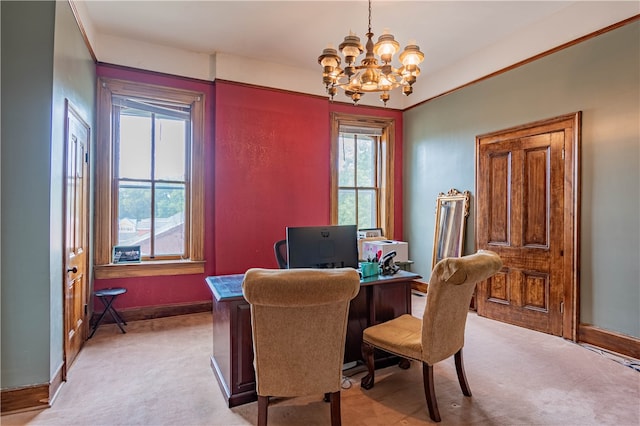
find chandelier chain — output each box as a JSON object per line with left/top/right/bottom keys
{"left": 368, "top": 0, "right": 372, "bottom": 34}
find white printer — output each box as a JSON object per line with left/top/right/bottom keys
{"left": 361, "top": 240, "right": 408, "bottom": 263}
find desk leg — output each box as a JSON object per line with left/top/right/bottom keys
{"left": 370, "top": 281, "right": 412, "bottom": 369}
{"left": 346, "top": 280, "right": 412, "bottom": 368}
{"left": 211, "top": 298, "right": 256, "bottom": 407}
{"left": 345, "top": 288, "right": 368, "bottom": 364}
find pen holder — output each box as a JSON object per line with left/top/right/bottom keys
{"left": 361, "top": 262, "right": 379, "bottom": 278}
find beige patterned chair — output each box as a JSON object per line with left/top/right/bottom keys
{"left": 360, "top": 250, "right": 502, "bottom": 422}
{"left": 243, "top": 268, "right": 360, "bottom": 426}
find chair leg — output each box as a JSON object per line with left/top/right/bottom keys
{"left": 329, "top": 391, "right": 341, "bottom": 426}
{"left": 360, "top": 342, "right": 376, "bottom": 390}
{"left": 454, "top": 349, "right": 472, "bottom": 397}
{"left": 422, "top": 362, "right": 441, "bottom": 422}
{"left": 257, "top": 395, "right": 269, "bottom": 426}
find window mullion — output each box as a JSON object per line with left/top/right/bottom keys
{"left": 354, "top": 134, "right": 359, "bottom": 228}
{"left": 112, "top": 105, "right": 122, "bottom": 246}
{"left": 150, "top": 113, "right": 156, "bottom": 259}
{"left": 184, "top": 119, "right": 191, "bottom": 258}
{"left": 375, "top": 135, "right": 381, "bottom": 228}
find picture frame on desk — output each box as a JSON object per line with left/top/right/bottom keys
{"left": 112, "top": 245, "right": 141, "bottom": 263}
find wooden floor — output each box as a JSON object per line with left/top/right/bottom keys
{"left": 3, "top": 293, "right": 639, "bottom": 425}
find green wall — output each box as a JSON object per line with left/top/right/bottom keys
{"left": 1, "top": 0, "right": 57, "bottom": 388}
{"left": 49, "top": 0, "right": 96, "bottom": 378}
{"left": 403, "top": 22, "right": 639, "bottom": 338}
{"left": 1, "top": 0, "right": 95, "bottom": 389}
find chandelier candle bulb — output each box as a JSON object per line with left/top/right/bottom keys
{"left": 373, "top": 33, "right": 399, "bottom": 63}
{"left": 318, "top": 0, "right": 424, "bottom": 106}
{"left": 400, "top": 45, "right": 424, "bottom": 66}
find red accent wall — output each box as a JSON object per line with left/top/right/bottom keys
{"left": 214, "top": 83, "right": 328, "bottom": 274}
{"left": 94, "top": 65, "right": 403, "bottom": 309}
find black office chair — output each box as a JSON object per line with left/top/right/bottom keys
{"left": 274, "top": 239, "right": 288, "bottom": 269}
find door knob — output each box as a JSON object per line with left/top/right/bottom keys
{"left": 67, "top": 267, "right": 78, "bottom": 274}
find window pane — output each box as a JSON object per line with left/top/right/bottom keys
{"left": 338, "top": 134, "right": 355, "bottom": 187}
{"left": 155, "top": 117, "right": 186, "bottom": 181}
{"left": 356, "top": 136, "right": 376, "bottom": 187}
{"left": 338, "top": 189, "right": 356, "bottom": 225}
{"left": 357, "top": 189, "right": 377, "bottom": 229}
{"left": 117, "top": 181, "right": 151, "bottom": 256}
{"left": 119, "top": 113, "right": 152, "bottom": 180}
{"left": 154, "top": 183, "right": 186, "bottom": 256}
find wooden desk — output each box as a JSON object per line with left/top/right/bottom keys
{"left": 205, "top": 270, "right": 421, "bottom": 408}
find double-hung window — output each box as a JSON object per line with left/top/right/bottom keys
{"left": 331, "top": 113, "right": 395, "bottom": 238}
{"left": 95, "top": 78, "right": 205, "bottom": 278}
{"left": 114, "top": 96, "right": 189, "bottom": 258}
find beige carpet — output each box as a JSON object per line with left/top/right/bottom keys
{"left": 3, "top": 294, "right": 639, "bottom": 425}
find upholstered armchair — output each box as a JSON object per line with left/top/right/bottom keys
{"left": 360, "top": 250, "right": 502, "bottom": 422}
{"left": 242, "top": 267, "right": 360, "bottom": 426}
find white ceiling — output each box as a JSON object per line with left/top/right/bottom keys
{"left": 76, "top": 1, "right": 639, "bottom": 108}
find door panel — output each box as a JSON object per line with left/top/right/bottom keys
{"left": 488, "top": 151, "right": 510, "bottom": 244}
{"left": 523, "top": 146, "right": 549, "bottom": 246}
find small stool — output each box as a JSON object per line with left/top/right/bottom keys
{"left": 89, "top": 287, "right": 127, "bottom": 338}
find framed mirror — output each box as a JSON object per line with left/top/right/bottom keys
{"left": 432, "top": 188, "right": 471, "bottom": 268}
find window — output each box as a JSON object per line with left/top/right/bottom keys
{"left": 95, "top": 78, "right": 205, "bottom": 278}
{"left": 114, "top": 97, "right": 189, "bottom": 258}
{"left": 337, "top": 131, "right": 379, "bottom": 228}
{"left": 331, "top": 113, "right": 395, "bottom": 239}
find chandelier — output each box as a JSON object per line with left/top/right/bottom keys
{"left": 318, "top": 0, "right": 424, "bottom": 106}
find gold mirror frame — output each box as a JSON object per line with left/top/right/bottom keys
{"left": 432, "top": 188, "right": 471, "bottom": 268}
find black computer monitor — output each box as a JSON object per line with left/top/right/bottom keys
{"left": 286, "top": 225, "right": 358, "bottom": 269}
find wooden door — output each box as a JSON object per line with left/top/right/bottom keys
{"left": 64, "top": 101, "right": 90, "bottom": 370}
{"left": 476, "top": 113, "right": 580, "bottom": 338}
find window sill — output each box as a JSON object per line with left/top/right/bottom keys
{"left": 94, "top": 260, "right": 205, "bottom": 279}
